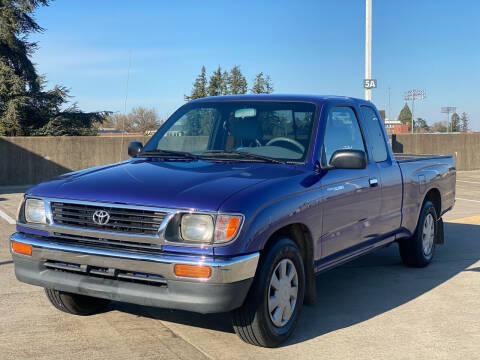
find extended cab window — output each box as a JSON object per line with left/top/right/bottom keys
{"left": 321, "top": 107, "right": 366, "bottom": 167}
{"left": 360, "top": 106, "right": 388, "bottom": 162}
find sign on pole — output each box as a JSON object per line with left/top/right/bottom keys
{"left": 363, "top": 79, "right": 377, "bottom": 89}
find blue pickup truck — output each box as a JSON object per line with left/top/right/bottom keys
{"left": 11, "top": 95, "right": 456, "bottom": 347}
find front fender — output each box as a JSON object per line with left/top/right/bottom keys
{"left": 213, "top": 174, "right": 324, "bottom": 258}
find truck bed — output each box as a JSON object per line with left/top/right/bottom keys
{"left": 394, "top": 153, "right": 453, "bottom": 163}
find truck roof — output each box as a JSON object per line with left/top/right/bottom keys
{"left": 190, "top": 94, "right": 374, "bottom": 106}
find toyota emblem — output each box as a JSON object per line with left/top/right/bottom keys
{"left": 92, "top": 210, "right": 110, "bottom": 225}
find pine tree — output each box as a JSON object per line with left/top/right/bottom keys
{"left": 227, "top": 66, "right": 247, "bottom": 95}
{"left": 207, "top": 66, "right": 224, "bottom": 97}
{"left": 451, "top": 112, "right": 460, "bottom": 132}
{"left": 398, "top": 103, "right": 412, "bottom": 125}
{"left": 265, "top": 75, "right": 273, "bottom": 94}
{"left": 184, "top": 66, "right": 208, "bottom": 101}
{"left": 251, "top": 72, "right": 274, "bottom": 94}
{"left": 0, "top": 0, "right": 105, "bottom": 136}
{"left": 221, "top": 70, "right": 229, "bottom": 95}
{"left": 460, "top": 112, "right": 469, "bottom": 132}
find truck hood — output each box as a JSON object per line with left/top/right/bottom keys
{"left": 27, "top": 159, "right": 299, "bottom": 211}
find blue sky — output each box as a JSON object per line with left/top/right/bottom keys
{"left": 30, "top": 0, "right": 480, "bottom": 130}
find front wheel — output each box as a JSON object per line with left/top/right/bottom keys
{"left": 399, "top": 200, "right": 438, "bottom": 267}
{"left": 45, "top": 288, "right": 110, "bottom": 316}
{"left": 231, "top": 237, "right": 305, "bottom": 347}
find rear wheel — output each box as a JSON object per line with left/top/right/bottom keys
{"left": 231, "top": 237, "right": 305, "bottom": 347}
{"left": 45, "top": 288, "right": 110, "bottom": 316}
{"left": 399, "top": 200, "right": 437, "bottom": 267}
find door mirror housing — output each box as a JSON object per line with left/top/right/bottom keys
{"left": 329, "top": 149, "right": 367, "bottom": 169}
{"left": 128, "top": 141, "right": 143, "bottom": 157}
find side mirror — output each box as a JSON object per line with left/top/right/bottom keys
{"left": 329, "top": 149, "right": 367, "bottom": 169}
{"left": 128, "top": 141, "right": 143, "bottom": 157}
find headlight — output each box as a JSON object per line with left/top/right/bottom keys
{"left": 181, "top": 214, "right": 214, "bottom": 242}
{"left": 24, "top": 199, "right": 46, "bottom": 224}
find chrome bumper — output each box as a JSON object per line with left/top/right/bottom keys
{"left": 10, "top": 232, "right": 259, "bottom": 284}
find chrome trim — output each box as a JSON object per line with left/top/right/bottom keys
{"left": 24, "top": 222, "right": 166, "bottom": 244}
{"left": 10, "top": 232, "right": 259, "bottom": 284}
{"left": 20, "top": 196, "right": 245, "bottom": 248}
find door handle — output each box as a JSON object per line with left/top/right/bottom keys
{"left": 369, "top": 178, "right": 379, "bottom": 187}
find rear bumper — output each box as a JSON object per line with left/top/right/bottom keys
{"left": 10, "top": 232, "right": 258, "bottom": 313}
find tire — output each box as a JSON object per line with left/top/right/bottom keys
{"left": 45, "top": 288, "right": 110, "bottom": 316}
{"left": 399, "top": 200, "right": 437, "bottom": 267}
{"left": 231, "top": 237, "right": 305, "bottom": 347}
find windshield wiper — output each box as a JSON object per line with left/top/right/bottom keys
{"left": 200, "top": 150, "right": 283, "bottom": 164}
{"left": 139, "top": 149, "right": 198, "bottom": 160}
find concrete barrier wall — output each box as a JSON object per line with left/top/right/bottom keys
{"left": 1, "top": 134, "right": 479, "bottom": 186}
{"left": 0, "top": 136, "right": 150, "bottom": 186}
{"left": 391, "top": 133, "right": 480, "bottom": 171}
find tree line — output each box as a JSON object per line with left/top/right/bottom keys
{"left": 397, "top": 104, "right": 470, "bottom": 133}
{"left": 101, "top": 107, "right": 164, "bottom": 134}
{"left": 184, "top": 66, "right": 273, "bottom": 101}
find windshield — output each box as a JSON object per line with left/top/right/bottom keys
{"left": 142, "top": 101, "right": 317, "bottom": 163}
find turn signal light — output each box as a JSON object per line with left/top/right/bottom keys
{"left": 174, "top": 264, "right": 211, "bottom": 279}
{"left": 215, "top": 215, "right": 243, "bottom": 243}
{"left": 11, "top": 241, "right": 32, "bottom": 256}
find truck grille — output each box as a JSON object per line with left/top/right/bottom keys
{"left": 52, "top": 232, "right": 163, "bottom": 253}
{"left": 51, "top": 202, "right": 167, "bottom": 235}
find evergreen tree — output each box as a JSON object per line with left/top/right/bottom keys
{"left": 221, "top": 70, "right": 229, "bottom": 95}
{"left": 398, "top": 103, "right": 412, "bottom": 125}
{"left": 227, "top": 65, "right": 247, "bottom": 95}
{"left": 251, "top": 72, "right": 274, "bottom": 94}
{"left": 460, "top": 112, "right": 469, "bottom": 132}
{"left": 207, "top": 66, "right": 224, "bottom": 97}
{"left": 265, "top": 75, "right": 273, "bottom": 93}
{"left": 450, "top": 112, "right": 460, "bottom": 132}
{"left": 0, "top": 0, "right": 105, "bottom": 136}
{"left": 184, "top": 65, "right": 207, "bottom": 101}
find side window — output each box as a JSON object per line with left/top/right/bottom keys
{"left": 322, "top": 107, "right": 366, "bottom": 167}
{"left": 360, "top": 106, "right": 388, "bottom": 162}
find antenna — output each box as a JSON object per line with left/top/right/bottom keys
{"left": 120, "top": 51, "right": 132, "bottom": 162}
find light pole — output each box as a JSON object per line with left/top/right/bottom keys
{"left": 404, "top": 89, "right": 426, "bottom": 134}
{"left": 365, "top": 0, "right": 372, "bottom": 101}
{"left": 441, "top": 107, "right": 456, "bottom": 132}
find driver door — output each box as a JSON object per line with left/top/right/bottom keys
{"left": 320, "top": 106, "right": 382, "bottom": 259}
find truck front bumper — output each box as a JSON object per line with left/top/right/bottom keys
{"left": 10, "top": 232, "right": 259, "bottom": 314}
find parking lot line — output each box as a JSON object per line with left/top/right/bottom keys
{"left": 0, "top": 209, "right": 15, "bottom": 224}
{"left": 456, "top": 197, "right": 480, "bottom": 203}
{"left": 457, "top": 180, "right": 480, "bottom": 184}
{"left": 449, "top": 215, "right": 480, "bottom": 224}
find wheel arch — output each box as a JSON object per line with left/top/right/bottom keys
{"left": 424, "top": 187, "right": 441, "bottom": 217}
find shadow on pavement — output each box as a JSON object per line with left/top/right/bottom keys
{"left": 107, "top": 222, "right": 479, "bottom": 343}
{"left": 0, "top": 260, "right": 13, "bottom": 266}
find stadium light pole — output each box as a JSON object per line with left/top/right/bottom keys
{"left": 404, "top": 89, "right": 426, "bottom": 134}
{"left": 365, "top": 0, "right": 372, "bottom": 101}
{"left": 441, "top": 107, "right": 456, "bottom": 133}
